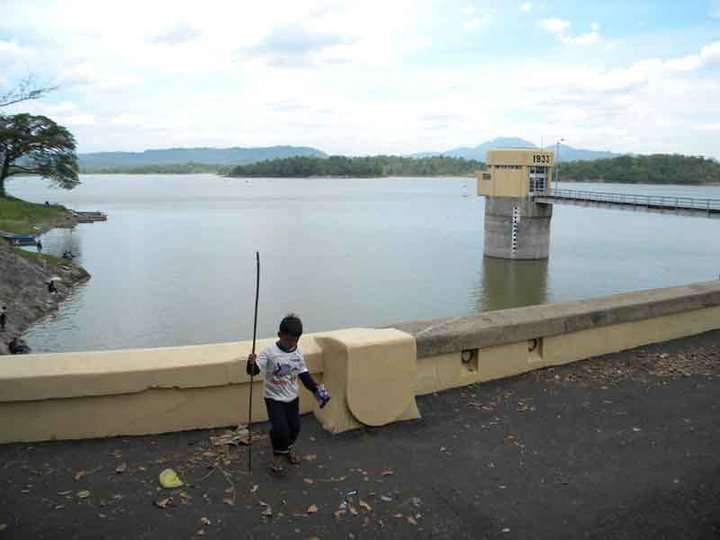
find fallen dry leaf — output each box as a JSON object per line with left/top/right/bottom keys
{"left": 223, "top": 497, "right": 235, "bottom": 506}
{"left": 74, "top": 466, "right": 101, "bottom": 480}
{"left": 380, "top": 495, "right": 392, "bottom": 502}
{"left": 316, "top": 475, "right": 348, "bottom": 483}
{"left": 115, "top": 462, "right": 127, "bottom": 474}
{"left": 407, "top": 516, "right": 418, "bottom": 526}
{"left": 154, "top": 497, "right": 175, "bottom": 509}
{"left": 359, "top": 500, "right": 373, "bottom": 512}
{"left": 250, "top": 484, "right": 259, "bottom": 493}
{"left": 210, "top": 428, "right": 250, "bottom": 447}
{"left": 57, "top": 490, "right": 72, "bottom": 496}
{"left": 76, "top": 490, "right": 90, "bottom": 499}
{"left": 381, "top": 469, "right": 394, "bottom": 477}
{"left": 200, "top": 517, "right": 211, "bottom": 526}
{"left": 304, "top": 454, "right": 318, "bottom": 461}
{"left": 304, "top": 478, "right": 315, "bottom": 485}
{"left": 261, "top": 506, "right": 273, "bottom": 517}
{"left": 307, "top": 504, "right": 318, "bottom": 514}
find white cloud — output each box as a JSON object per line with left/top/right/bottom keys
{"left": 520, "top": 2, "right": 532, "bottom": 13}
{"left": 64, "top": 113, "right": 96, "bottom": 126}
{"left": 45, "top": 101, "right": 77, "bottom": 114}
{"left": 539, "top": 17, "right": 570, "bottom": 34}
{"left": 247, "top": 25, "right": 356, "bottom": 67}
{"left": 0, "top": 1, "right": 718, "bottom": 158}
{"left": 151, "top": 22, "right": 202, "bottom": 45}
{"left": 539, "top": 18, "right": 600, "bottom": 46}
{"left": 464, "top": 14, "right": 492, "bottom": 30}
{"left": 110, "top": 114, "right": 144, "bottom": 127}
{"left": 665, "top": 41, "right": 720, "bottom": 72}
{"left": 0, "top": 40, "right": 23, "bottom": 56}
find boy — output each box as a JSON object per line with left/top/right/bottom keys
{"left": 247, "top": 314, "right": 329, "bottom": 473}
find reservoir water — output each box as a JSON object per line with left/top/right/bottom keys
{"left": 7, "top": 175, "right": 720, "bottom": 353}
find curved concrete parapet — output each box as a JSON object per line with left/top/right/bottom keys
{"left": 1, "top": 281, "right": 720, "bottom": 443}
{"left": 314, "top": 329, "right": 419, "bottom": 433}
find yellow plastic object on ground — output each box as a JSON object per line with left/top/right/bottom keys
{"left": 158, "top": 468, "right": 183, "bottom": 488}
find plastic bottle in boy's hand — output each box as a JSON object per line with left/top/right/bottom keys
{"left": 314, "top": 385, "right": 330, "bottom": 408}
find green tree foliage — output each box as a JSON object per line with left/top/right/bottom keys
{"left": 228, "top": 155, "right": 484, "bottom": 178}
{"left": 0, "top": 113, "right": 80, "bottom": 197}
{"left": 560, "top": 154, "right": 720, "bottom": 185}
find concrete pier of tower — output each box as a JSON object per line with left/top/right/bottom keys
{"left": 483, "top": 197, "right": 553, "bottom": 259}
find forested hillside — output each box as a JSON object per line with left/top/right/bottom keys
{"left": 228, "top": 155, "right": 484, "bottom": 177}
{"left": 561, "top": 154, "right": 720, "bottom": 184}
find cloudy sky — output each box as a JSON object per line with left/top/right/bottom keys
{"left": 1, "top": 0, "right": 719, "bottom": 157}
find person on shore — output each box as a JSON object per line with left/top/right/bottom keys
{"left": 246, "top": 314, "right": 330, "bottom": 473}
{"left": 0, "top": 305, "right": 6, "bottom": 331}
{"left": 47, "top": 280, "right": 57, "bottom": 294}
{"left": 36, "top": 240, "right": 43, "bottom": 253}
{"left": 8, "top": 336, "right": 30, "bottom": 354}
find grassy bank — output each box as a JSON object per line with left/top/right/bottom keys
{"left": 11, "top": 247, "right": 68, "bottom": 269}
{"left": 0, "top": 197, "right": 74, "bottom": 235}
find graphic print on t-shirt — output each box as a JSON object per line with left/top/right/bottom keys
{"left": 256, "top": 343, "right": 309, "bottom": 402}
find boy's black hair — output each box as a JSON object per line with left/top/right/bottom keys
{"left": 279, "top": 313, "right": 303, "bottom": 337}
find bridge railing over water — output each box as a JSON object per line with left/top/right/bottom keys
{"left": 536, "top": 188, "right": 720, "bottom": 213}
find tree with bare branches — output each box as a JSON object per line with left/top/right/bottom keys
{"left": 0, "top": 77, "right": 57, "bottom": 108}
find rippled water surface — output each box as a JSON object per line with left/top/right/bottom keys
{"left": 7, "top": 175, "right": 720, "bottom": 353}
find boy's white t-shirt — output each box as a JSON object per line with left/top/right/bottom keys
{"left": 255, "top": 343, "right": 309, "bottom": 402}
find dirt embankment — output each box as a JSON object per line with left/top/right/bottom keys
{"left": 0, "top": 241, "right": 90, "bottom": 354}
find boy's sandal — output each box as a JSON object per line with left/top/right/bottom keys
{"left": 287, "top": 451, "right": 301, "bottom": 465}
{"left": 270, "top": 461, "right": 285, "bottom": 474}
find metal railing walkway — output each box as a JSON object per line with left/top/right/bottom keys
{"left": 533, "top": 188, "right": 720, "bottom": 218}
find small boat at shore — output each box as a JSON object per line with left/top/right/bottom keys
{"left": 0, "top": 232, "right": 38, "bottom": 246}
{"left": 71, "top": 211, "right": 107, "bottom": 223}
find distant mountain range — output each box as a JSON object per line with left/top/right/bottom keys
{"left": 78, "top": 146, "right": 326, "bottom": 168}
{"left": 78, "top": 138, "right": 617, "bottom": 169}
{"left": 413, "top": 137, "right": 618, "bottom": 162}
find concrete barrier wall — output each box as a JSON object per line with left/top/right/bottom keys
{"left": 399, "top": 281, "right": 720, "bottom": 394}
{"left": 1, "top": 281, "right": 719, "bottom": 443}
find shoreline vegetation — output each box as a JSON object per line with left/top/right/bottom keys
{"left": 76, "top": 153, "right": 720, "bottom": 185}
